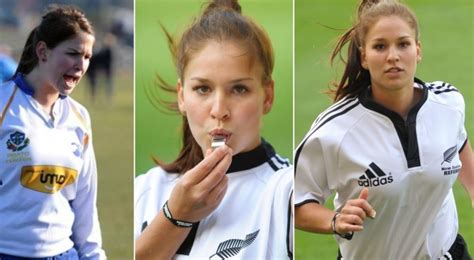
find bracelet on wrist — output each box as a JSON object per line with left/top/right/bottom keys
{"left": 162, "top": 200, "right": 196, "bottom": 228}
{"left": 331, "top": 212, "right": 354, "bottom": 240}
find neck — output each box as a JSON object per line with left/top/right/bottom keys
{"left": 371, "top": 82, "right": 420, "bottom": 120}
{"left": 25, "top": 69, "right": 60, "bottom": 114}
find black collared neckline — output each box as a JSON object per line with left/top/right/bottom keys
{"left": 358, "top": 77, "right": 428, "bottom": 168}
{"left": 13, "top": 74, "right": 67, "bottom": 99}
{"left": 227, "top": 139, "right": 276, "bottom": 173}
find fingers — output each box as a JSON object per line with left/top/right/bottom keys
{"left": 358, "top": 187, "right": 369, "bottom": 200}
{"left": 185, "top": 146, "right": 232, "bottom": 184}
{"left": 197, "top": 150, "right": 232, "bottom": 191}
{"left": 336, "top": 189, "right": 377, "bottom": 235}
{"left": 356, "top": 188, "right": 376, "bottom": 218}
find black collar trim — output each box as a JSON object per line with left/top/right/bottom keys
{"left": 227, "top": 139, "right": 277, "bottom": 173}
{"left": 358, "top": 78, "right": 428, "bottom": 168}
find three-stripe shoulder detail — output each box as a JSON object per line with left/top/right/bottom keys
{"left": 267, "top": 154, "right": 291, "bottom": 171}
{"left": 426, "top": 82, "right": 459, "bottom": 95}
{"left": 295, "top": 97, "right": 360, "bottom": 171}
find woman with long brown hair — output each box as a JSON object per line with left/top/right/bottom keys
{"left": 0, "top": 5, "right": 105, "bottom": 260}
{"left": 134, "top": 0, "right": 293, "bottom": 259}
{"left": 295, "top": 0, "right": 473, "bottom": 259}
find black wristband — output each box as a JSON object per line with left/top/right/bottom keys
{"left": 162, "top": 201, "right": 196, "bottom": 228}
{"left": 331, "top": 213, "right": 354, "bottom": 240}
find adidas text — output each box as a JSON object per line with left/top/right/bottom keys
{"left": 358, "top": 176, "right": 393, "bottom": 187}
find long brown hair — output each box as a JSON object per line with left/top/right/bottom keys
{"left": 149, "top": 0, "right": 275, "bottom": 174}
{"left": 14, "top": 5, "right": 94, "bottom": 77}
{"left": 330, "top": 0, "right": 419, "bottom": 102}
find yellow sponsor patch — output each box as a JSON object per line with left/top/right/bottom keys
{"left": 21, "top": 165, "right": 77, "bottom": 194}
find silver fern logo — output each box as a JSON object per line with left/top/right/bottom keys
{"left": 441, "top": 145, "right": 457, "bottom": 165}
{"left": 209, "top": 230, "right": 259, "bottom": 260}
{"left": 441, "top": 145, "right": 461, "bottom": 176}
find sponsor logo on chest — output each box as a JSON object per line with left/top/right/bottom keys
{"left": 5, "top": 131, "right": 32, "bottom": 163}
{"left": 20, "top": 165, "right": 77, "bottom": 194}
{"left": 358, "top": 162, "right": 393, "bottom": 187}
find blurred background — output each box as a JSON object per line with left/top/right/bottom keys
{"left": 295, "top": 0, "right": 473, "bottom": 258}
{"left": 0, "top": 0, "right": 133, "bottom": 258}
{"left": 135, "top": 0, "right": 293, "bottom": 175}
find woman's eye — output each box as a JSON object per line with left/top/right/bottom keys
{"left": 193, "top": 85, "right": 210, "bottom": 94}
{"left": 232, "top": 84, "right": 249, "bottom": 94}
{"left": 373, "top": 44, "right": 385, "bottom": 50}
{"left": 399, "top": 42, "right": 410, "bottom": 48}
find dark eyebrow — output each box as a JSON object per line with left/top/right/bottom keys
{"left": 189, "top": 77, "right": 254, "bottom": 83}
{"left": 372, "top": 35, "right": 412, "bottom": 42}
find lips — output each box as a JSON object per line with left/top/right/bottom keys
{"left": 63, "top": 75, "right": 80, "bottom": 87}
{"left": 385, "top": 67, "right": 403, "bottom": 73}
{"left": 209, "top": 129, "right": 232, "bottom": 142}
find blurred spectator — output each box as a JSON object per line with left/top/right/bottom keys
{"left": 0, "top": 44, "right": 18, "bottom": 82}
{"left": 86, "top": 33, "right": 116, "bottom": 103}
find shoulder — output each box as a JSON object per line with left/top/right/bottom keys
{"left": 66, "top": 97, "right": 91, "bottom": 123}
{"left": 296, "top": 96, "right": 363, "bottom": 153}
{"left": 425, "top": 81, "right": 464, "bottom": 112}
{"left": 308, "top": 96, "right": 363, "bottom": 138}
{"left": 135, "top": 167, "right": 179, "bottom": 200}
{"left": 0, "top": 80, "right": 17, "bottom": 106}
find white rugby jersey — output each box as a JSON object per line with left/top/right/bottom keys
{"left": 295, "top": 79, "right": 467, "bottom": 259}
{"left": 135, "top": 141, "right": 293, "bottom": 259}
{"left": 0, "top": 75, "right": 105, "bottom": 259}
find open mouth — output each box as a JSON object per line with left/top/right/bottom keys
{"left": 63, "top": 75, "right": 80, "bottom": 87}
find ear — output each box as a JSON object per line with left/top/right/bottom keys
{"left": 360, "top": 47, "right": 368, "bottom": 70}
{"left": 177, "top": 79, "right": 186, "bottom": 115}
{"left": 416, "top": 41, "right": 422, "bottom": 63}
{"left": 263, "top": 80, "right": 274, "bottom": 114}
{"left": 35, "top": 41, "right": 49, "bottom": 63}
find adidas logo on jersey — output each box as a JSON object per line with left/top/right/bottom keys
{"left": 358, "top": 162, "right": 393, "bottom": 187}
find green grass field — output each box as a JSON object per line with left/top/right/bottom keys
{"left": 135, "top": 0, "right": 293, "bottom": 175}
{"left": 71, "top": 70, "right": 133, "bottom": 258}
{"left": 295, "top": 0, "right": 473, "bottom": 259}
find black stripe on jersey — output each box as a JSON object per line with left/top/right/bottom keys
{"left": 141, "top": 221, "right": 148, "bottom": 232}
{"left": 294, "top": 199, "right": 320, "bottom": 207}
{"left": 176, "top": 222, "right": 200, "bottom": 255}
{"left": 295, "top": 100, "right": 360, "bottom": 172}
{"left": 227, "top": 139, "right": 285, "bottom": 173}
{"left": 364, "top": 168, "right": 377, "bottom": 179}
{"left": 433, "top": 88, "right": 459, "bottom": 95}
{"left": 267, "top": 158, "right": 280, "bottom": 171}
{"left": 459, "top": 138, "right": 468, "bottom": 153}
{"left": 427, "top": 82, "right": 459, "bottom": 95}
{"left": 369, "top": 162, "right": 386, "bottom": 176}
{"left": 274, "top": 154, "right": 290, "bottom": 167}
{"left": 313, "top": 96, "right": 358, "bottom": 127}
{"left": 286, "top": 191, "right": 293, "bottom": 259}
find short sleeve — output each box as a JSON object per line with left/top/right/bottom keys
{"left": 294, "top": 133, "right": 333, "bottom": 206}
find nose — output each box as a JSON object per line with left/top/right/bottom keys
{"left": 210, "top": 91, "right": 230, "bottom": 121}
{"left": 387, "top": 46, "right": 400, "bottom": 62}
{"left": 76, "top": 56, "right": 90, "bottom": 73}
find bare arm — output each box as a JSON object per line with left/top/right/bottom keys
{"left": 458, "top": 141, "right": 474, "bottom": 207}
{"left": 135, "top": 146, "right": 232, "bottom": 260}
{"left": 295, "top": 188, "right": 376, "bottom": 235}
